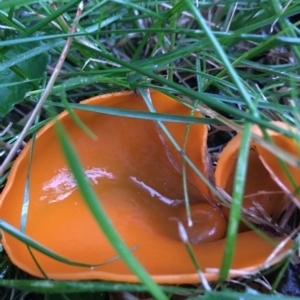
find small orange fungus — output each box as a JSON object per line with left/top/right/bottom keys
{"left": 252, "top": 122, "right": 300, "bottom": 205}
{"left": 215, "top": 122, "right": 300, "bottom": 220}
{"left": 0, "top": 90, "right": 293, "bottom": 283}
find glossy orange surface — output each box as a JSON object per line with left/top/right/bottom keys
{"left": 0, "top": 91, "right": 292, "bottom": 283}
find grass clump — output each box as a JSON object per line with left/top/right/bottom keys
{"left": 1, "top": 1, "right": 300, "bottom": 299}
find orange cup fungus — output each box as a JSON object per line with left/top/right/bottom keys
{"left": 216, "top": 122, "right": 300, "bottom": 221}
{"left": 0, "top": 90, "right": 294, "bottom": 283}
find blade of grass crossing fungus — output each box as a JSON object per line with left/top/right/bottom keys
{"left": 0, "top": 221, "right": 111, "bottom": 268}
{"left": 54, "top": 120, "right": 168, "bottom": 300}
{"left": 21, "top": 116, "right": 49, "bottom": 279}
{"left": 48, "top": 101, "right": 222, "bottom": 125}
{"left": 219, "top": 122, "right": 252, "bottom": 281}
{"left": 182, "top": 133, "right": 192, "bottom": 227}
{"left": 183, "top": 0, "right": 256, "bottom": 281}
{"left": 176, "top": 221, "right": 211, "bottom": 291}
{"left": 182, "top": 100, "right": 201, "bottom": 227}
{"left": 60, "top": 88, "right": 97, "bottom": 140}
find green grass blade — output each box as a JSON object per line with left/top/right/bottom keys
{"left": 218, "top": 122, "right": 252, "bottom": 281}
{"left": 54, "top": 120, "right": 168, "bottom": 300}
{"left": 60, "top": 89, "right": 97, "bottom": 140}
{"left": 0, "top": 280, "right": 194, "bottom": 294}
{"left": 0, "top": 220, "right": 106, "bottom": 268}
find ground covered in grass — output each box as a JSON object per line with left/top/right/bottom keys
{"left": 1, "top": 0, "right": 300, "bottom": 299}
